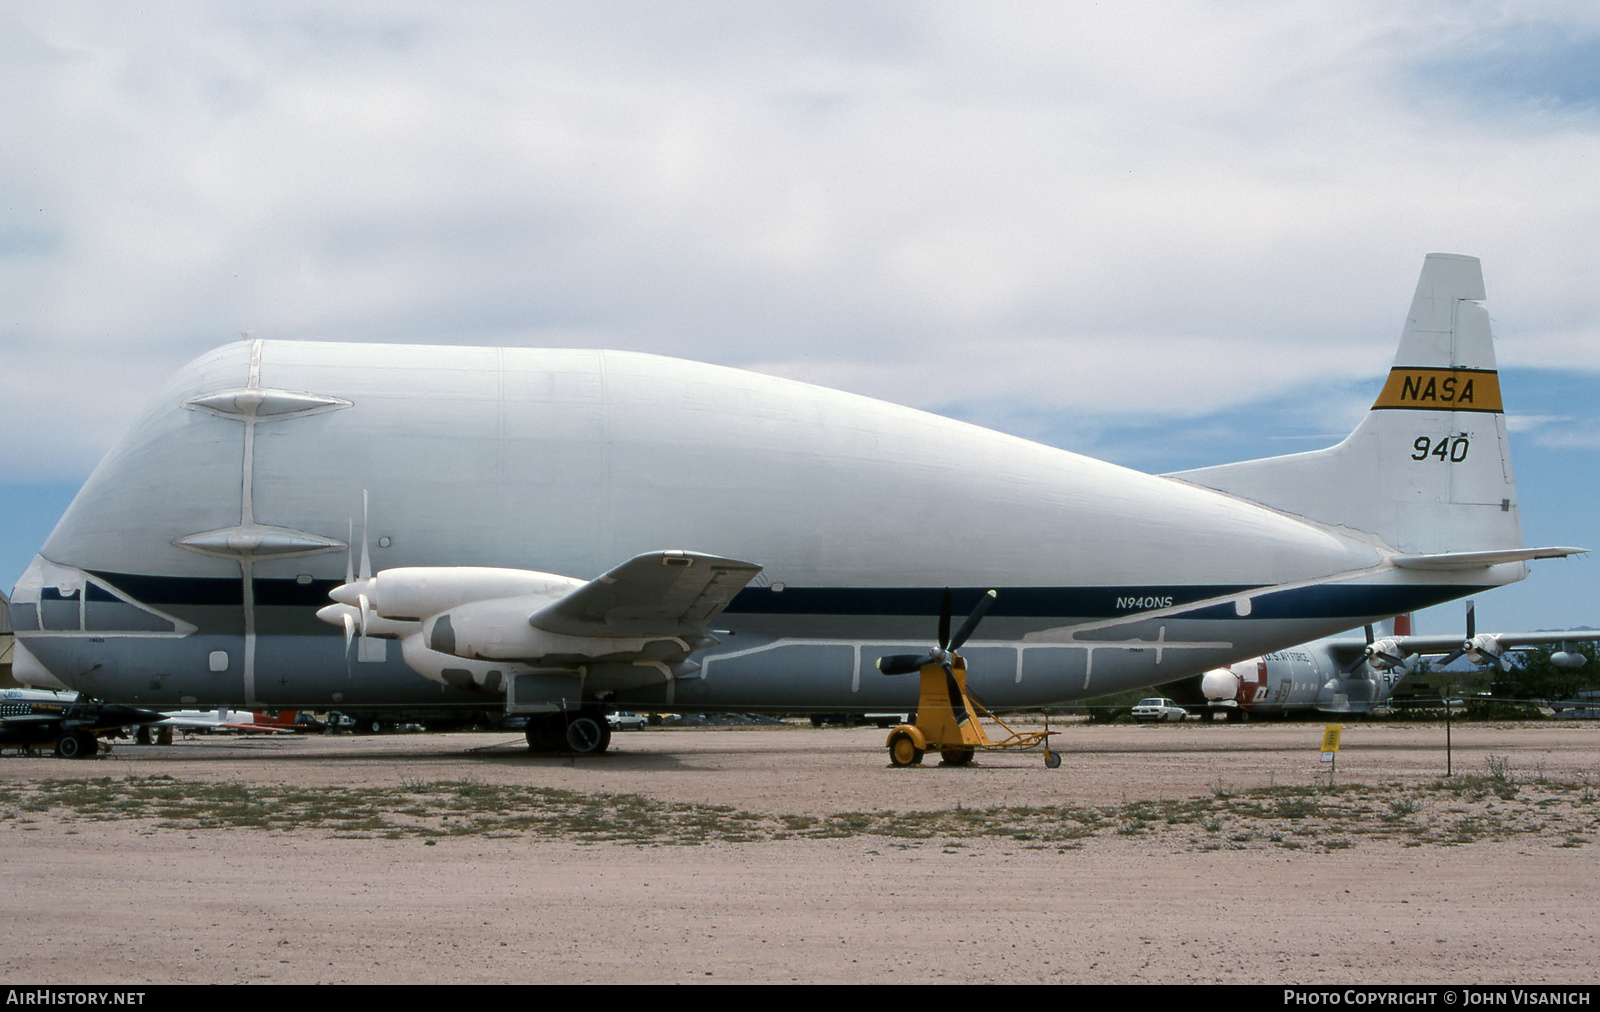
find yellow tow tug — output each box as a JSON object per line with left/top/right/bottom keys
{"left": 878, "top": 590, "right": 1060, "bottom": 769}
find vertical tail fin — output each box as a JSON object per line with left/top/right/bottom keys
{"left": 1169, "top": 253, "right": 1520, "bottom": 555}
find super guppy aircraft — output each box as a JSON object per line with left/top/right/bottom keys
{"left": 7, "top": 254, "right": 1582, "bottom": 752}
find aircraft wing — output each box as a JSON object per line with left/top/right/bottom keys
{"left": 1389, "top": 635, "right": 1485, "bottom": 655}
{"left": 529, "top": 551, "right": 762, "bottom": 638}
{"left": 1327, "top": 629, "right": 1600, "bottom": 671}
{"left": 1476, "top": 631, "right": 1600, "bottom": 648}
{"left": 1366, "top": 632, "right": 1600, "bottom": 656}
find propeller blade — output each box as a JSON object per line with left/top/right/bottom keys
{"left": 943, "top": 661, "right": 971, "bottom": 726}
{"left": 877, "top": 654, "right": 933, "bottom": 676}
{"left": 359, "top": 489, "right": 372, "bottom": 582}
{"left": 358, "top": 593, "right": 371, "bottom": 639}
{"left": 949, "top": 589, "right": 998, "bottom": 652}
{"left": 1465, "top": 599, "right": 1475, "bottom": 640}
{"left": 1437, "top": 648, "right": 1466, "bottom": 669}
{"left": 342, "top": 612, "right": 355, "bottom": 652}
{"left": 1345, "top": 625, "right": 1376, "bottom": 674}
{"left": 937, "top": 588, "right": 952, "bottom": 652}
{"left": 345, "top": 519, "right": 354, "bottom": 586}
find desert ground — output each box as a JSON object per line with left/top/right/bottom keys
{"left": 2, "top": 718, "right": 1597, "bottom": 985}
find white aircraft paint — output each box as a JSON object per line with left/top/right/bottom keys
{"left": 6, "top": 254, "right": 1583, "bottom": 748}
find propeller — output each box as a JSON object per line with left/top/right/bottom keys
{"left": 1346, "top": 625, "right": 1376, "bottom": 673}
{"left": 1346, "top": 624, "right": 1409, "bottom": 674}
{"left": 877, "top": 588, "right": 998, "bottom": 675}
{"left": 341, "top": 518, "right": 357, "bottom": 653}
{"left": 329, "top": 490, "right": 376, "bottom": 639}
{"left": 1435, "top": 600, "right": 1510, "bottom": 671}
{"left": 877, "top": 588, "right": 997, "bottom": 730}
{"left": 320, "top": 492, "right": 375, "bottom": 660}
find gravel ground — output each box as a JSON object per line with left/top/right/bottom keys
{"left": 2, "top": 719, "right": 1597, "bottom": 985}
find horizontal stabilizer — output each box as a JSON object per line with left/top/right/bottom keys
{"left": 529, "top": 551, "right": 762, "bottom": 637}
{"left": 1392, "top": 546, "right": 1587, "bottom": 571}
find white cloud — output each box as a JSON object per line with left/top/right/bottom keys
{"left": 3, "top": 1, "right": 1600, "bottom": 478}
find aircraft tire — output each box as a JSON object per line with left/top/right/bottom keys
{"left": 887, "top": 731, "right": 923, "bottom": 767}
{"left": 563, "top": 714, "right": 611, "bottom": 755}
{"left": 939, "top": 747, "right": 975, "bottom": 766}
{"left": 525, "top": 717, "right": 564, "bottom": 751}
{"left": 54, "top": 731, "right": 96, "bottom": 760}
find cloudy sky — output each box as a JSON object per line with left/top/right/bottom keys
{"left": 3, "top": 2, "right": 1598, "bottom": 635}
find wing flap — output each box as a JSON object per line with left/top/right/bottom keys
{"left": 529, "top": 551, "right": 762, "bottom": 637}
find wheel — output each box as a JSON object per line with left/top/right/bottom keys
{"left": 1044, "top": 750, "right": 1062, "bottom": 769}
{"left": 54, "top": 730, "right": 96, "bottom": 759}
{"left": 939, "top": 747, "right": 975, "bottom": 766}
{"left": 526, "top": 716, "right": 565, "bottom": 751}
{"left": 563, "top": 714, "right": 612, "bottom": 754}
{"left": 887, "top": 731, "right": 923, "bottom": 767}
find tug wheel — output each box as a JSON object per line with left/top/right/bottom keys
{"left": 939, "top": 747, "right": 975, "bottom": 767}
{"left": 888, "top": 731, "right": 923, "bottom": 767}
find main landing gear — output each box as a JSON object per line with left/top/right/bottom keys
{"left": 54, "top": 730, "right": 98, "bottom": 759}
{"left": 524, "top": 709, "right": 613, "bottom": 755}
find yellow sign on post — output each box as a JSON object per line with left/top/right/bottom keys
{"left": 1320, "top": 725, "right": 1343, "bottom": 755}
{"left": 1320, "top": 724, "right": 1344, "bottom": 782}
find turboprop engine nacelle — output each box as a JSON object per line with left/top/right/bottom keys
{"left": 330, "top": 567, "right": 584, "bottom": 622}
{"left": 1365, "top": 637, "right": 1414, "bottom": 672}
{"left": 422, "top": 594, "right": 687, "bottom": 663}
{"left": 1465, "top": 634, "right": 1511, "bottom": 671}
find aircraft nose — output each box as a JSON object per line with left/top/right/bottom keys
{"left": 1200, "top": 666, "right": 1240, "bottom": 702}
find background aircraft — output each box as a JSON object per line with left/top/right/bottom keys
{"left": 1198, "top": 604, "right": 1600, "bottom": 717}
{"left": 6, "top": 254, "right": 1584, "bottom": 753}
{"left": 151, "top": 707, "right": 308, "bottom": 736}
{"left": 0, "top": 687, "right": 163, "bottom": 758}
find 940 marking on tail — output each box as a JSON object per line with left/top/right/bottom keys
{"left": 1411, "top": 435, "right": 1470, "bottom": 462}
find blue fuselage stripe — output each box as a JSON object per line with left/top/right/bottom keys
{"left": 84, "top": 571, "right": 1487, "bottom": 624}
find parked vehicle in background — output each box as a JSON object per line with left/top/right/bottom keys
{"left": 1131, "top": 698, "right": 1188, "bottom": 722}
{"left": 810, "top": 713, "right": 911, "bottom": 729}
